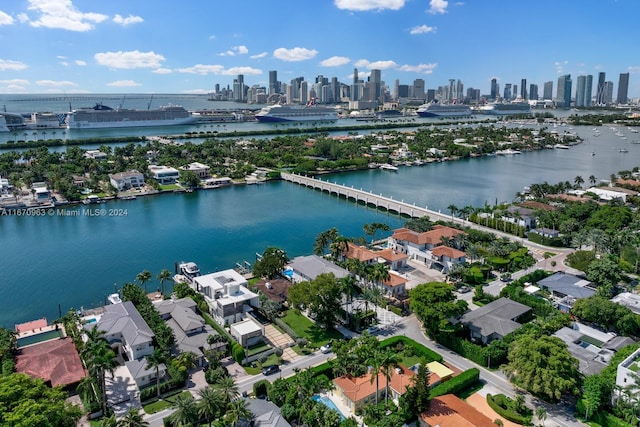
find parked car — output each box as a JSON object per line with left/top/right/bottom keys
{"left": 366, "top": 325, "right": 381, "bottom": 335}
{"left": 320, "top": 343, "right": 332, "bottom": 354}
{"left": 457, "top": 285, "right": 471, "bottom": 293}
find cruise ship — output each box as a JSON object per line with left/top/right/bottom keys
{"left": 65, "top": 104, "right": 197, "bottom": 129}
{"left": 416, "top": 103, "right": 472, "bottom": 118}
{"left": 254, "top": 102, "right": 338, "bottom": 123}
{"left": 480, "top": 102, "right": 532, "bottom": 116}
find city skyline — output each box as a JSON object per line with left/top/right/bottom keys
{"left": 0, "top": 0, "right": 639, "bottom": 97}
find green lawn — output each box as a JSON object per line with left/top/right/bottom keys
{"left": 282, "top": 310, "right": 342, "bottom": 348}
{"left": 398, "top": 352, "right": 423, "bottom": 369}
{"left": 143, "top": 390, "right": 193, "bottom": 414}
{"left": 160, "top": 184, "right": 180, "bottom": 191}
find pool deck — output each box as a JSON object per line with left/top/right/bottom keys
{"left": 16, "top": 323, "right": 65, "bottom": 339}
{"left": 317, "top": 391, "right": 363, "bottom": 424}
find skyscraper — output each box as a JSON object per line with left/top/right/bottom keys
{"left": 490, "top": 78, "right": 498, "bottom": 100}
{"left": 556, "top": 75, "right": 572, "bottom": 108}
{"left": 503, "top": 83, "right": 512, "bottom": 100}
{"left": 233, "top": 74, "right": 245, "bottom": 102}
{"left": 520, "top": 79, "right": 527, "bottom": 100}
{"left": 269, "top": 70, "right": 278, "bottom": 95}
{"left": 543, "top": 81, "right": 553, "bottom": 100}
{"left": 513, "top": 85, "right": 518, "bottom": 100}
{"left": 604, "top": 81, "right": 614, "bottom": 104}
{"left": 413, "top": 79, "right": 425, "bottom": 101}
{"left": 596, "top": 72, "right": 606, "bottom": 105}
{"left": 529, "top": 84, "right": 538, "bottom": 101}
{"left": 575, "top": 76, "right": 586, "bottom": 107}
{"left": 617, "top": 73, "right": 630, "bottom": 104}
{"left": 585, "top": 75, "right": 593, "bottom": 107}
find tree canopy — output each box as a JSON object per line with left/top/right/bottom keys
{"left": 288, "top": 273, "right": 343, "bottom": 330}
{"left": 409, "top": 282, "right": 468, "bottom": 337}
{"left": 503, "top": 335, "right": 580, "bottom": 401}
{"left": 252, "top": 247, "right": 289, "bottom": 279}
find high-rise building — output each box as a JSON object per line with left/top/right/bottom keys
{"left": 512, "top": 85, "right": 518, "bottom": 101}
{"left": 596, "top": 72, "right": 606, "bottom": 105}
{"left": 233, "top": 74, "right": 245, "bottom": 102}
{"left": 397, "top": 84, "right": 409, "bottom": 98}
{"left": 575, "top": 76, "right": 586, "bottom": 107}
{"left": 556, "top": 75, "right": 572, "bottom": 108}
{"left": 269, "top": 70, "right": 278, "bottom": 95}
{"left": 353, "top": 68, "right": 358, "bottom": 85}
{"left": 490, "top": 78, "right": 498, "bottom": 100}
{"left": 369, "top": 69, "right": 382, "bottom": 102}
{"left": 604, "top": 81, "right": 614, "bottom": 104}
{"left": 543, "top": 81, "right": 553, "bottom": 100}
{"left": 585, "top": 75, "right": 593, "bottom": 107}
{"left": 503, "top": 84, "right": 512, "bottom": 100}
{"left": 617, "top": 73, "right": 630, "bottom": 104}
{"left": 520, "top": 79, "right": 527, "bottom": 100}
{"left": 529, "top": 84, "right": 538, "bottom": 101}
{"left": 331, "top": 77, "right": 339, "bottom": 103}
{"left": 426, "top": 89, "right": 436, "bottom": 102}
{"left": 413, "top": 79, "right": 425, "bottom": 100}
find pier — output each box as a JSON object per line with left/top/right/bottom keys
{"left": 281, "top": 172, "right": 452, "bottom": 222}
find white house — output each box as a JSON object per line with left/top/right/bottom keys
{"left": 230, "top": 318, "right": 264, "bottom": 348}
{"left": 181, "top": 162, "right": 211, "bottom": 179}
{"left": 84, "top": 149, "right": 107, "bottom": 160}
{"left": 109, "top": 170, "right": 145, "bottom": 191}
{"left": 148, "top": 165, "right": 180, "bottom": 184}
{"left": 125, "top": 359, "right": 166, "bottom": 389}
{"left": 617, "top": 347, "right": 640, "bottom": 394}
{"left": 193, "top": 269, "right": 260, "bottom": 326}
{"left": 90, "top": 301, "right": 155, "bottom": 361}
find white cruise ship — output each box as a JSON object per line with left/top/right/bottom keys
{"left": 416, "top": 103, "right": 472, "bottom": 118}
{"left": 65, "top": 104, "right": 197, "bottom": 129}
{"left": 480, "top": 102, "right": 532, "bottom": 116}
{"left": 254, "top": 102, "right": 338, "bottom": 123}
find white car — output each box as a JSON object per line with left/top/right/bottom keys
{"left": 320, "top": 344, "right": 332, "bottom": 354}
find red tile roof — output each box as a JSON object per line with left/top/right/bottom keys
{"left": 384, "top": 272, "right": 409, "bottom": 288}
{"left": 15, "top": 317, "right": 48, "bottom": 333}
{"left": 421, "top": 394, "right": 495, "bottom": 427}
{"left": 15, "top": 337, "right": 87, "bottom": 387}
{"left": 333, "top": 372, "right": 386, "bottom": 403}
{"left": 345, "top": 242, "right": 379, "bottom": 262}
{"left": 392, "top": 226, "right": 464, "bottom": 246}
{"left": 431, "top": 246, "right": 466, "bottom": 260}
{"left": 377, "top": 248, "right": 408, "bottom": 262}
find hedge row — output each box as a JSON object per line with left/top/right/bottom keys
{"left": 140, "top": 377, "right": 184, "bottom": 402}
{"left": 231, "top": 343, "right": 246, "bottom": 364}
{"left": 486, "top": 394, "right": 531, "bottom": 425}
{"left": 380, "top": 336, "right": 443, "bottom": 363}
{"left": 434, "top": 333, "right": 493, "bottom": 367}
{"left": 310, "top": 361, "right": 334, "bottom": 379}
{"left": 430, "top": 368, "right": 480, "bottom": 398}
{"left": 526, "top": 232, "right": 564, "bottom": 247}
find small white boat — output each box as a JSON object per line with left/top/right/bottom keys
{"left": 554, "top": 144, "right": 570, "bottom": 149}
{"left": 379, "top": 163, "right": 399, "bottom": 171}
{"left": 619, "top": 148, "right": 629, "bottom": 153}
{"left": 107, "top": 293, "right": 122, "bottom": 304}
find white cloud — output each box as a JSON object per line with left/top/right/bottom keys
{"left": 250, "top": 52, "right": 268, "bottom": 59}
{"left": 59, "top": 61, "right": 69, "bottom": 66}
{"left": 273, "top": 47, "right": 318, "bottom": 62}
{"left": 113, "top": 14, "right": 143, "bottom": 26}
{"left": 219, "top": 45, "right": 249, "bottom": 57}
{"left": 334, "top": 0, "right": 405, "bottom": 11}
{"left": 320, "top": 56, "right": 351, "bottom": 67}
{"left": 0, "top": 79, "right": 30, "bottom": 86}
{"left": 354, "top": 59, "right": 397, "bottom": 69}
{"left": 410, "top": 24, "right": 436, "bottom": 35}
{"left": 152, "top": 68, "right": 173, "bottom": 74}
{"left": 94, "top": 50, "right": 165, "bottom": 69}
{"left": 628, "top": 66, "right": 640, "bottom": 74}
{"left": 17, "top": 13, "right": 28, "bottom": 23}
{"left": 0, "top": 59, "right": 28, "bottom": 71}
{"left": 26, "top": 0, "right": 109, "bottom": 31}
{"left": 176, "top": 64, "right": 261, "bottom": 76}
{"left": 428, "top": 0, "right": 448, "bottom": 14}
{"left": 107, "top": 80, "right": 140, "bottom": 87}
{"left": 56, "top": 55, "right": 67, "bottom": 59}
{"left": 398, "top": 63, "right": 438, "bottom": 74}
{"left": 36, "top": 79, "right": 77, "bottom": 87}
{"left": 75, "top": 60, "right": 86, "bottom": 66}
{"left": 0, "top": 10, "right": 14, "bottom": 25}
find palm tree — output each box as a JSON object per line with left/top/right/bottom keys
{"left": 145, "top": 349, "right": 166, "bottom": 400}
{"left": 574, "top": 175, "right": 584, "bottom": 189}
{"left": 157, "top": 268, "right": 172, "bottom": 296}
{"left": 169, "top": 394, "right": 198, "bottom": 426}
{"left": 380, "top": 348, "right": 401, "bottom": 403}
{"left": 100, "top": 415, "right": 117, "bottom": 427}
{"left": 198, "top": 386, "right": 224, "bottom": 427}
{"left": 535, "top": 407, "right": 547, "bottom": 426}
{"left": 215, "top": 375, "right": 240, "bottom": 404}
{"left": 330, "top": 235, "right": 350, "bottom": 261}
{"left": 117, "top": 408, "right": 149, "bottom": 427}
{"left": 85, "top": 340, "right": 117, "bottom": 416}
{"left": 225, "top": 399, "right": 252, "bottom": 427}
{"left": 136, "top": 270, "right": 152, "bottom": 293}
{"left": 447, "top": 204, "right": 458, "bottom": 222}
{"left": 367, "top": 350, "right": 384, "bottom": 405}
{"left": 589, "top": 175, "right": 597, "bottom": 186}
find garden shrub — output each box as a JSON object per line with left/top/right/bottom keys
{"left": 430, "top": 368, "right": 480, "bottom": 398}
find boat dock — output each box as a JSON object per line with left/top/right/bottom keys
{"left": 280, "top": 172, "right": 451, "bottom": 221}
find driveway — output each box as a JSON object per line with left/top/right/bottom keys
{"left": 466, "top": 391, "right": 521, "bottom": 427}
{"left": 105, "top": 365, "right": 138, "bottom": 415}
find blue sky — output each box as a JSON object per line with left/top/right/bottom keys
{"left": 0, "top": 0, "right": 638, "bottom": 97}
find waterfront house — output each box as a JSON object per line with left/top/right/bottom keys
{"left": 537, "top": 271, "right": 596, "bottom": 300}
{"left": 287, "top": 255, "right": 350, "bottom": 283}
{"left": 125, "top": 358, "right": 166, "bottom": 389}
{"left": 419, "top": 394, "right": 495, "bottom": 427}
{"left": 109, "top": 170, "right": 145, "bottom": 191}
{"left": 193, "top": 269, "right": 260, "bottom": 326}
{"left": 459, "top": 297, "right": 531, "bottom": 344}
{"left": 344, "top": 242, "right": 379, "bottom": 265}
{"left": 390, "top": 225, "right": 465, "bottom": 266}
{"left": 255, "top": 279, "right": 290, "bottom": 308}
{"left": 430, "top": 246, "right": 466, "bottom": 271}
{"left": 91, "top": 301, "right": 155, "bottom": 361}
{"left": 84, "top": 149, "right": 107, "bottom": 160}
{"left": 155, "top": 296, "right": 223, "bottom": 367}
{"left": 181, "top": 162, "right": 211, "bottom": 179}
{"left": 382, "top": 271, "right": 409, "bottom": 297}
{"left": 15, "top": 337, "right": 86, "bottom": 389}
{"left": 148, "top": 165, "right": 180, "bottom": 185}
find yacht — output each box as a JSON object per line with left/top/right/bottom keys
{"left": 379, "top": 163, "right": 399, "bottom": 171}
{"left": 177, "top": 261, "right": 201, "bottom": 283}
{"left": 107, "top": 293, "right": 122, "bottom": 304}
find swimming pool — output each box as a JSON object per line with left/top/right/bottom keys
{"left": 312, "top": 395, "right": 346, "bottom": 421}
{"left": 17, "top": 329, "right": 64, "bottom": 347}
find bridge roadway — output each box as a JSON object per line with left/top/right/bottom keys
{"left": 281, "top": 172, "right": 453, "bottom": 221}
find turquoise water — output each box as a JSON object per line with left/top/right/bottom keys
{"left": 17, "top": 329, "right": 63, "bottom": 347}
{"left": 312, "top": 395, "right": 346, "bottom": 420}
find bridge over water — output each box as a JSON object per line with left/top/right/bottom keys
{"left": 281, "top": 172, "right": 453, "bottom": 222}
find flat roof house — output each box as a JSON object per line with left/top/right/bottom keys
{"left": 616, "top": 347, "right": 640, "bottom": 394}
{"left": 459, "top": 297, "right": 531, "bottom": 344}
{"left": 193, "top": 269, "right": 260, "bottom": 326}
{"left": 148, "top": 165, "right": 180, "bottom": 185}
{"left": 182, "top": 162, "right": 211, "bottom": 179}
